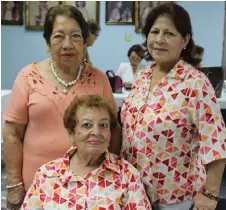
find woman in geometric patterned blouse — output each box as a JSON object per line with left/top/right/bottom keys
{"left": 121, "top": 3, "right": 226, "bottom": 210}
{"left": 21, "top": 95, "right": 151, "bottom": 210}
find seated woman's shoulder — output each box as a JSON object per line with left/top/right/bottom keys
{"left": 36, "top": 157, "right": 63, "bottom": 177}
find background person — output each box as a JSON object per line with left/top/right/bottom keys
{"left": 85, "top": 19, "right": 101, "bottom": 66}
{"left": 116, "top": 44, "right": 145, "bottom": 89}
{"left": 193, "top": 45, "right": 204, "bottom": 68}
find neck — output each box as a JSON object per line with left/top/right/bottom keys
{"left": 155, "top": 60, "right": 179, "bottom": 73}
{"left": 50, "top": 59, "right": 84, "bottom": 81}
{"left": 132, "top": 67, "right": 137, "bottom": 74}
{"left": 72, "top": 150, "right": 104, "bottom": 167}
{"left": 52, "top": 60, "right": 82, "bottom": 76}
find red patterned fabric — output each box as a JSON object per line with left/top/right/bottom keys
{"left": 121, "top": 60, "right": 226, "bottom": 204}
{"left": 21, "top": 147, "right": 151, "bottom": 209}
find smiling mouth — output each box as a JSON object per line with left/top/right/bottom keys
{"left": 87, "top": 139, "right": 102, "bottom": 145}
{"left": 62, "top": 54, "right": 74, "bottom": 57}
{"left": 154, "top": 48, "right": 167, "bottom": 51}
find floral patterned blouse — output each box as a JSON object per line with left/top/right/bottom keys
{"left": 21, "top": 147, "right": 151, "bottom": 210}
{"left": 121, "top": 60, "right": 226, "bottom": 204}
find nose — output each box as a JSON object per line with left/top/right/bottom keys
{"left": 91, "top": 125, "right": 101, "bottom": 136}
{"left": 155, "top": 32, "right": 165, "bottom": 44}
{"left": 62, "top": 36, "right": 73, "bottom": 50}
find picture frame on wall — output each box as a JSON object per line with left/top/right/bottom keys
{"left": 106, "top": 1, "right": 134, "bottom": 25}
{"left": 62, "top": 1, "right": 100, "bottom": 23}
{"left": 1, "top": 1, "right": 23, "bottom": 25}
{"left": 135, "top": 1, "right": 171, "bottom": 32}
{"left": 25, "top": 1, "right": 60, "bottom": 29}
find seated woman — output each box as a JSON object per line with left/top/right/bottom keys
{"left": 116, "top": 44, "right": 145, "bottom": 89}
{"left": 21, "top": 95, "right": 151, "bottom": 210}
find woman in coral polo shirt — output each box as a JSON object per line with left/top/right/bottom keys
{"left": 3, "top": 5, "right": 120, "bottom": 210}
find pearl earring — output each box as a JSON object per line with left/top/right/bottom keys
{"left": 184, "top": 46, "right": 187, "bottom": 50}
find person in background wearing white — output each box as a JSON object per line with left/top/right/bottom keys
{"left": 116, "top": 44, "right": 145, "bottom": 89}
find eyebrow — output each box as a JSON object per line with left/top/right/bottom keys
{"left": 81, "top": 118, "right": 109, "bottom": 122}
{"left": 52, "top": 29, "right": 82, "bottom": 33}
{"left": 151, "top": 27, "right": 175, "bottom": 32}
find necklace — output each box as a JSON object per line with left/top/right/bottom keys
{"left": 49, "top": 59, "right": 83, "bottom": 94}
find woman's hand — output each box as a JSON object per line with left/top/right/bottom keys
{"left": 123, "top": 82, "right": 132, "bottom": 89}
{"left": 7, "top": 185, "right": 26, "bottom": 210}
{"left": 193, "top": 193, "right": 218, "bottom": 210}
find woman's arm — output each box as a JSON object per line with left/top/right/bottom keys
{"left": 3, "top": 121, "right": 26, "bottom": 185}
{"left": 190, "top": 74, "right": 226, "bottom": 210}
{"left": 205, "top": 159, "right": 226, "bottom": 195}
{"left": 3, "top": 121, "right": 27, "bottom": 207}
{"left": 193, "top": 159, "right": 225, "bottom": 210}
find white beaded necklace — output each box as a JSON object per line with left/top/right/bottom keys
{"left": 49, "top": 59, "right": 83, "bottom": 94}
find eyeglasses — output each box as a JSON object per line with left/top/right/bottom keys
{"left": 129, "top": 56, "right": 141, "bottom": 63}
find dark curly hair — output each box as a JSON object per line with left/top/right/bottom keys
{"left": 87, "top": 19, "right": 101, "bottom": 36}
{"left": 43, "top": 5, "right": 89, "bottom": 45}
{"left": 142, "top": 3, "right": 201, "bottom": 66}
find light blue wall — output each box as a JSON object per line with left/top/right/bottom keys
{"left": 1, "top": 1, "right": 225, "bottom": 89}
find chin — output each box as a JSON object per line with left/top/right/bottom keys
{"left": 87, "top": 147, "right": 105, "bottom": 155}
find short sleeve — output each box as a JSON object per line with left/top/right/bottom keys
{"left": 123, "top": 163, "right": 152, "bottom": 209}
{"left": 3, "top": 70, "right": 29, "bottom": 124}
{"left": 190, "top": 74, "right": 226, "bottom": 165}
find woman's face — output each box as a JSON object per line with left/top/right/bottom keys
{"left": 72, "top": 107, "right": 111, "bottom": 156}
{"left": 48, "top": 15, "right": 85, "bottom": 69}
{"left": 129, "top": 51, "right": 142, "bottom": 70}
{"left": 147, "top": 15, "right": 189, "bottom": 65}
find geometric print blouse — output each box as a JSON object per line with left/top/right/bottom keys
{"left": 21, "top": 147, "right": 151, "bottom": 209}
{"left": 121, "top": 60, "right": 226, "bottom": 204}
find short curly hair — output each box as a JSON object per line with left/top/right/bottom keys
{"left": 142, "top": 3, "right": 201, "bottom": 66}
{"left": 63, "top": 95, "right": 117, "bottom": 135}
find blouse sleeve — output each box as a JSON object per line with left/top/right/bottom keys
{"left": 124, "top": 163, "right": 152, "bottom": 210}
{"left": 20, "top": 171, "right": 42, "bottom": 210}
{"left": 190, "top": 74, "right": 226, "bottom": 165}
{"left": 3, "top": 69, "right": 29, "bottom": 124}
